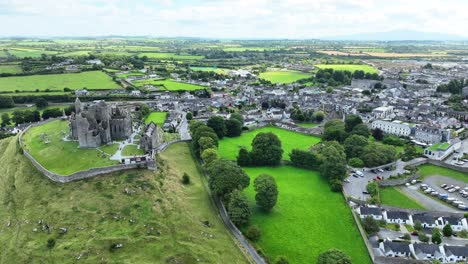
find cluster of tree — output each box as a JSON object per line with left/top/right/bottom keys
{"left": 189, "top": 121, "right": 219, "bottom": 161}
{"left": 0, "top": 96, "right": 15, "bottom": 109}
{"left": 289, "top": 149, "right": 321, "bottom": 170}
{"left": 0, "top": 131, "right": 14, "bottom": 139}
{"left": 366, "top": 181, "right": 380, "bottom": 204}
{"left": 207, "top": 113, "right": 244, "bottom": 139}
{"left": 189, "top": 70, "right": 227, "bottom": 82}
{"left": 311, "top": 68, "right": 381, "bottom": 86}
{"left": 317, "top": 249, "right": 352, "bottom": 264}
{"left": 290, "top": 108, "right": 325, "bottom": 123}
{"left": 437, "top": 79, "right": 467, "bottom": 94}
{"left": 41, "top": 108, "right": 64, "bottom": 120}
{"left": 447, "top": 95, "right": 468, "bottom": 112}
{"left": 11, "top": 110, "right": 41, "bottom": 125}
{"left": 237, "top": 132, "right": 284, "bottom": 167}
{"left": 323, "top": 116, "right": 397, "bottom": 168}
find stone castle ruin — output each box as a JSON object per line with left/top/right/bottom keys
{"left": 69, "top": 98, "right": 133, "bottom": 148}
{"left": 140, "top": 122, "right": 164, "bottom": 153}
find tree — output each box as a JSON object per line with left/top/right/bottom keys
{"left": 362, "top": 143, "right": 397, "bottom": 167}
{"left": 317, "top": 249, "right": 352, "bottom": 264}
{"left": 250, "top": 132, "right": 283, "bottom": 166}
{"left": 35, "top": 97, "right": 48, "bottom": 109}
{"left": 246, "top": 225, "right": 261, "bottom": 242}
{"left": 192, "top": 125, "right": 218, "bottom": 155}
{"left": 186, "top": 112, "right": 193, "bottom": 120}
{"left": 402, "top": 233, "right": 411, "bottom": 240}
{"left": 237, "top": 148, "right": 251, "bottom": 166}
{"left": 443, "top": 224, "right": 453, "bottom": 237}
{"left": 323, "top": 120, "right": 347, "bottom": 143}
{"left": 319, "top": 141, "right": 347, "bottom": 182}
{"left": 207, "top": 116, "right": 227, "bottom": 139}
{"left": 0, "top": 96, "right": 15, "bottom": 109}
{"left": 254, "top": 174, "right": 278, "bottom": 212}
{"left": 344, "top": 114, "right": 363, "bottom": 132}
{"left": 42, "top": 108, "right": 63, "bottom": 119}
{"left": 344, "top": 135, "right": 368, "bottom": 159}
{"left": 348, "top": 157, "right": 364, "bottom": 168}
{"left": 419, "top": 232, "right": 429, "bottom": 242}
{"left": 372, "top": 128, "right": 384, "bottom": 141}
{"left": 289, "top": 149, "right": 321, "bottom": 170}
{"left": 207, "top": 159, "right": 250, "bottom": 196}
{"left": 201, "top": 148, "right": 218, "bottom": 165}
{"left": 350, "top": 123, "right": 370, "bottom": 138}
{"left": 314, "top": 111, "right": 325, "bottom": 122}
{"left": 363, "top": 216, "right": 379, "bottom": 234}
{"left": 432, "top": 228, "right": 442, "bottom": 244}
{"left": 230, "top": 113, "right": 244, "bottom": 126}
{"left": 1, "top": 113, "right": 10, "bottom": 127}
{"left": 414, "top": 220, "right": 422, "bottom": 231}
{"left": 225, "top": 118, "right": 242, "bottom": 137}
{"left": 199, "top": 136, "right": 216, "bottom": 154}
{"left": 227, "top": 190, "right": 251, "bottom": 227}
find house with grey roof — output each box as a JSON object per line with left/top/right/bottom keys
{"left": 412, "top": 243, "right": 444, "bottom": 261}
{"left": 412, "top": 214, "right": 437, "bottom": 228}
{"left": 444, "top": 245, "right": 468, "bottom": 263}
{"left": 379, "top": 240, "right": 412, "bottom": 258}
{"left": 356, "top": 206, "right": 383, "bottom": 220}
{"left": 385, "top": 211, "right": 413, "bottom": 225}
{"left": 436, "top": 216, "right": 467, "bottom": 232}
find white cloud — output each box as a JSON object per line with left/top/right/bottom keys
{"left": 0, "top": 0, "right": 467, "bottom": 38}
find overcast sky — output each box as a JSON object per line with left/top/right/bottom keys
{"left": 0, "top": 0, "right": 467, "bottom": 38}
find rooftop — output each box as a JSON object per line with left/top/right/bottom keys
{"left": 428, "top": 142, "right": 450, "bottom": 151}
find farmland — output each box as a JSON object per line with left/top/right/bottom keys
{"left": 144, "top": 112, "right": 167, "bottom": 125}
{"left": 259, "top": 70, "right": 311, "bottom": 84}
{"left": 133, "top": 79, "right": 206, "bottom": 91}
{"left": 5, "top": 48, "right": 57, "bottom": 58}
{"left": 243, "top": 166, "right": 371, "bottom": 263}
{"left": 0, "top": 71, "right": 121, "bottom": 92}
{"left": 0, "top": 138, "right": 248, "bottom": 263}
{"left": 0, "top": 63, "right": 22, "bottom": 74}
{"left": 314, "top": 64, "right": 378, "bottom": 73}
{"left": 138, "top": 52, "right": 204, "bottom": 60}
{"left": 190, "top": 66, "right": 230, "bottom": 74}
{"left": 217, "top": 127, "right": 321, "bottom": 161}
{"left": 380, "top": 187, "right": 426, "bottom": 209}
{"left": 21, "top": 120, "right": 118, "bottom": 175}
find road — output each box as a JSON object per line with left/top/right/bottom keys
{"left": 178, "top": 114, "right": 191, "bottom": 141}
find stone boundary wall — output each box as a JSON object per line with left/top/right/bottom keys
{"left": 378, "top": 174, "right": 420, "bottom": 187}
{"left": 156, "top": 139, "right": 191, "bottom": 154}
{"left": 18, "top": 118, "right": 148, "bottom": 183}
{"left": 342, "top": 187, "right": 376, "bottom": 262}
{"left": 374, "top": 256, "right": 426, "bottom": 264}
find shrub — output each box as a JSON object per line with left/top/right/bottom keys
{"left": 227, "top": 190, "right": 251, "bottom": 227}
{"left": 443, "top": 224, "right": 453, "bottom": 237}
{"left": 47, "top": 238, "right": 56, "bottom": 249}
{"left": 246, "top": 225, "right": 261, "bottom": 242}
{"left": 275, "top": 256, "right": 289, "bottom": 264}
{"left": 363, "top": 216, "right": 379, "bottom": 234}
{"left": 317, "top": 249, "right": 351, "bottom": 264}
{"left": 402, "top": 233, "right": 411, "bottom": 240}
{"left": 330, "top": 179, "right": 343, "bottom": 192}
{"left": 419, "top": 232, "right": 429, "bottom": 242}
{"left": 182, "top": 173, "right": 190, "bottom": 185}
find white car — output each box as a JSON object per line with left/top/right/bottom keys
{"left": 448, "top": 188, "right": 456, "bottom": 193}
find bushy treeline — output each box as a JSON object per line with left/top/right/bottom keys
{"left": 298, "top": 68, "right": 382, "bottom": 86}
{"left": 437, "top": 79, "right": 467, "bottom": 94}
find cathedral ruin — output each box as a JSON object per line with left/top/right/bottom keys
{"left": 69, "top": 98, "right": 133, "bottom": 148}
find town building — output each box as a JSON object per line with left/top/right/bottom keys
{"left": 371, "top": 120, "right": 412, "bottom": 137}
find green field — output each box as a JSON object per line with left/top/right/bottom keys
{"left": 0, "top": 71, "right": 121, "bottom": 92}
{"left": 138, "top": 52, "right": 204, "bottom": 60}
{"left": 122, "top": 145, "right": 145, "bottom": 156}
{"left": 243, "top": 166, "right": 371, "bottom": 263}
{"left": 98, "top": 143, "right": 120, "bottom": 156}
{"left": 21, "top": 120, "right": 118, "bottom": 175}
{"left": 0, "top": 104, "right": 71, "bottom": 121}
{"left": 296, "top": 123, "right": 320, "bottom": 128}
{"left": 418, "top": 164, "right": 468, "bottom": 182}
{"left": 190, "top": 66, "right": 229, "bottom": 74}
{"left": 0, "top": 138, "right": 248, "bottom": 263}
{"left": 314, "top": 64, "right": 378, "bottom": 73}
{"left": 259, "top": 70, "right": 311, "bottom": 84}
{"left": 0, "top": 63, "right": 22, "bottom": 74}
{"left": 218, "top": 127, "right": 321, "bottom": 161}
{"left": 6, "top": 48, "right": 57, "bottom": 58}
{"left": 59, "top": 50, "right": 92, "bottom": 57}
{"left": 380, "top": 187, "right": 426, "bottom": 209}
{"left": 144, "top": 112, "right": 167, "bottom": 125}
{"left": 133, "top": 79, "right": 206, "bottom": 91}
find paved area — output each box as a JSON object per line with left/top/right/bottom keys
{"left": 178, "top": 114, "right": 191, "bottom": 140}
{"left": 110, "top": 125, "right": 144, "bottom": 160}
{"left": 445, "top": 138, "right": 468, "bottom": 168}
{"left": 398, "top": 185, "right": 459, "bottom": 213}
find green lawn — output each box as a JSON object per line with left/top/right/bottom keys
{"left": 296, "top": 122, "right": 320, "bottom": 128}
{"left": 0, "top": 138, "right": 248, "bottom": 263}
{"left": 122, "top": 145, "right": 144, "bottom": 156}
{"left": 0, "top": 104, "right": 71, "bottom": 122}
{"left": 243, "top": 166, "right": 371, "bottom": 263}
{"left": 98, "top": 143, "right": 120, "bottom": 155}
{"left": 59, "top": 50, "right": 92, "bottom": 57}
{"left": 21, "top": 120, "right": 118, "bottom": 175}
{"left": 0, "top": 63, "right": 22, "bottom": 74}
{"left": 0, "top": 71, "right": 121, "bottom": 92}
{"left": 138, "top": 52, "right": 204, "bottom": 60}
{"left": 315, "top": 64, "right": 378, "bottom": 73}
{"left": 190, "top": 66, "right": 229, "bottom": 74}
{"left": 218, "top": 127, "right": 321, "bottom": 161}
{"left": 6, "top": 48, "right": 57, "bottom": 58}
{"left": 380, "top": 187, "right": 426, "bottom": 209}
{"left": 259, "top": 70, "right": 311, "bottom": 84}
{"left": 133, "top": 79, "right": 206, "bottom": 91}
{"left": 418, "top": 164, "right": 468, "bottom": 183}
{"left": 144, "top": 112, "right": 167, "bottom": 125}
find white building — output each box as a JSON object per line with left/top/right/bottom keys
{"left": 372, "top": 106, "right": 394, "bottom": 119}
{"left": 424, "top": 139, "right": 462, "bottom": 161}
{"left": 371, "top": 120, "right": 412, "bottom": 137}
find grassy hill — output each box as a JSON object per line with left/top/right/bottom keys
{"left": 0, "top": 138, "right": 248, "bottom": 263}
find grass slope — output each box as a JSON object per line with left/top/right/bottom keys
{"left": 0, "top": 71, "right": 121, "bottom": 92}
{"left": 419, "top": 164, "right": 468, "bottom": 183}
{"left": 144, "top": 112, "right": 167, "bottom": 125}
{"left": 315, "top": 64, "right": 378, "bottom": 73}
{"left": 380, "top": 187, "right": 426, "bottom": 209}
{"left": 259, "top": 70, "right": 311, "bottom": 84}
{"left": 122, "top": 145, "right": 144, "bottom": 156}
{"left": 21, "top": 120, "right": 118, "bottom": 175}
{"left": 0, "top": 139, "right": 248, "bottom": 263}
{"left": 243, "top": 166, "right": 371, "bottom": 263}
{"left": 133, "top": 79, "right": 206, "bottom": 91}
{"left": 218, "top": 127, "right": 321, "bottom": 161}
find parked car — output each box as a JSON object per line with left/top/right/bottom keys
{"left": 352, "top": 174, "right": 359, "bottom": 178}
{"left": 377, "top": 168, "right": 384, "bottom": 173}
{"left": 362, "top": 191, "right": 370, "bottom": 195}
{"left": 448, "top": 188, "right": 456, "bottom": 193}
{"left": 441, "top": 184, "right": 447, "bottom": 188}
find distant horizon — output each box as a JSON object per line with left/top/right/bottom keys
{"left": 1, "top": 0, "right": 468, "bottom": 39}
